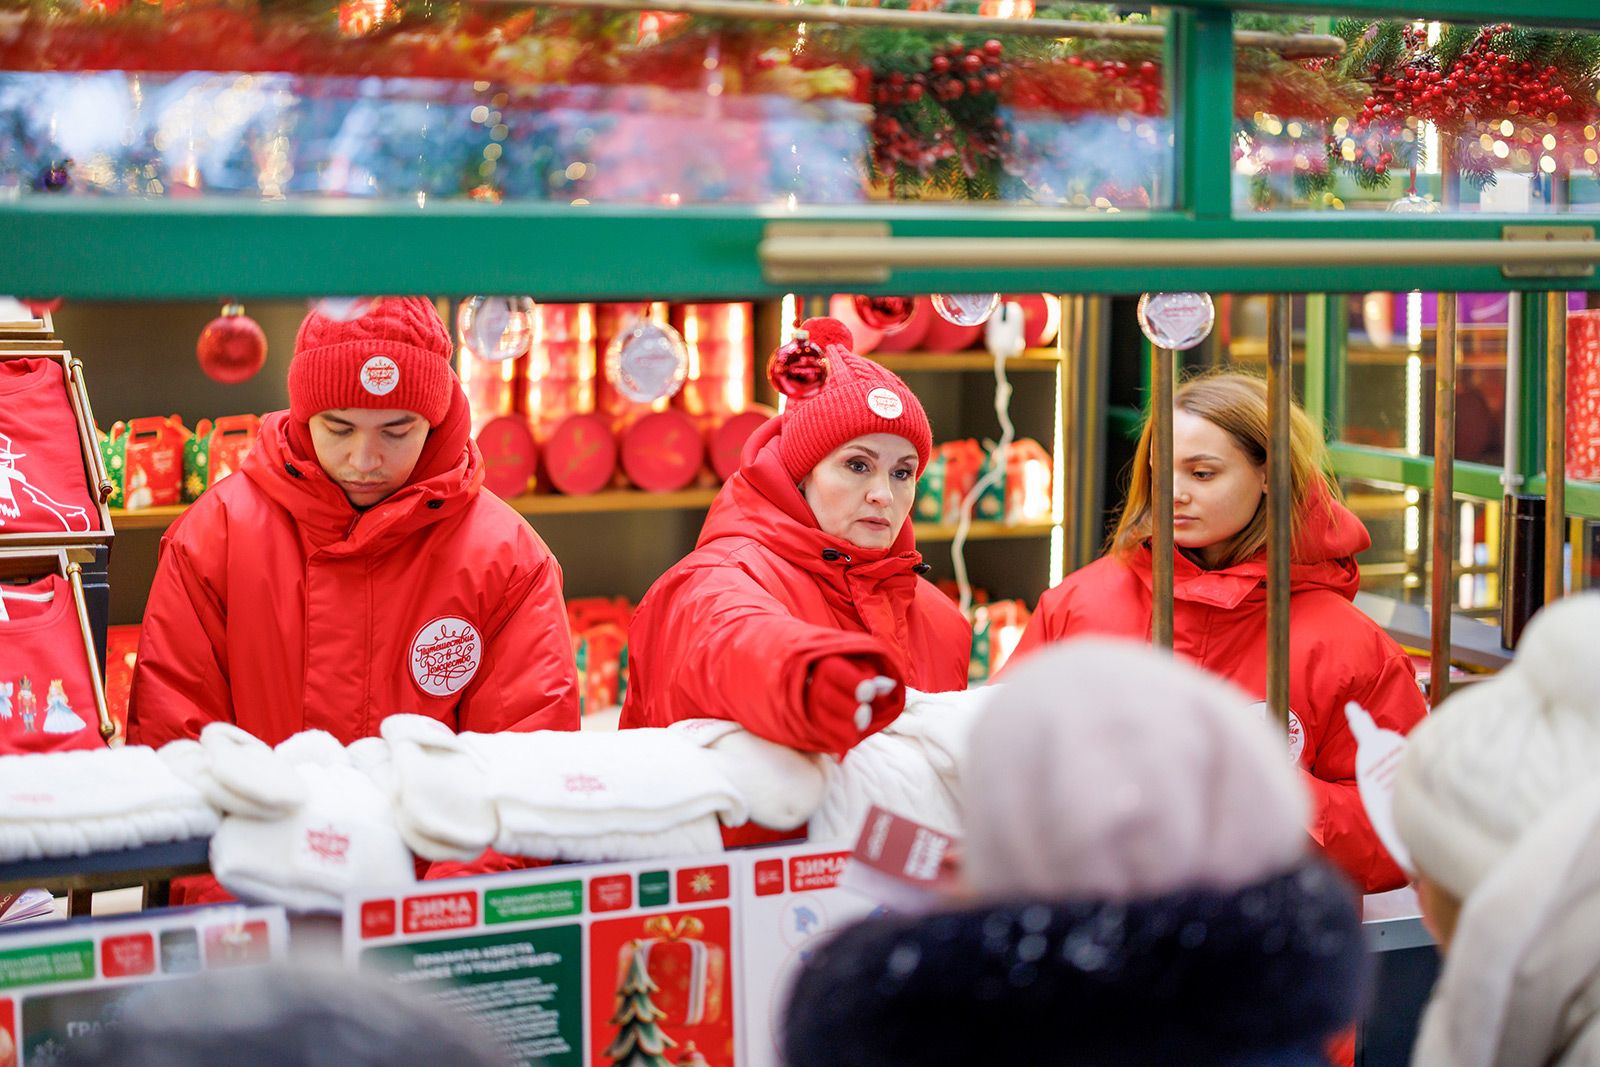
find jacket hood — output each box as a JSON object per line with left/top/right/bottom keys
{"left": 699, "top": 415, "right": 925, "bottom": 582}
{"left": 1129, "top": 483, "right": 1369, "bottom": 611}
{"left": 782, "top": 857, "right": 1366, "bottom": 1067}
{"left": 242, "top": 388, "right": 482, "bottom": 556}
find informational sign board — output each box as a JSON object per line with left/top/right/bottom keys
{"left": 0, "top": 905, "right": 289, "bottom": 1066}
{"left": 733, "top": 840, "right": 876, "bottom": 1067}
{"left": 346, "top": 857, "right": 740, "bottom": 1067}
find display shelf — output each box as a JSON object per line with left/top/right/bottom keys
{"left": 108, "top": 488, "right": 725, "bottom": 532}
{"left": 113, "top": 495, "right": 1058, "bottom": 542}
{"left": 913, "top": 520, "right": 1055, "bottom": 543}
{"left": 873, "top": 348, "right": 1061, "bottom": 373}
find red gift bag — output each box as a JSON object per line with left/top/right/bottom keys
{"left": 1567, "top": 310, "right": 1600, "bottom": 482}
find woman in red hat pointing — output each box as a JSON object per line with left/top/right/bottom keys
{"left": 621, "top": 317, "right": 970, "bottom": 756}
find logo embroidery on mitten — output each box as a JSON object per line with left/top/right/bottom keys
{"left": 305, "top": 826, "right": 352, "bottom": 864}
{"left": 409, "top": 616, "right": 482, "bottom": 697}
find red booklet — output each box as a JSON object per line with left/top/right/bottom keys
{"left": 838, "top": 805, "right": 961, "bottom": 913}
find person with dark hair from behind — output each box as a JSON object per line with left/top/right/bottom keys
{"left": 782, "top": 639, "right": 1367, "bottom": 1067}
{"left": 61, "top": 964, "right": 517, "bottom": 1067}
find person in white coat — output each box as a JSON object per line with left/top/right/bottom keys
{"left": 1394, "top": 592, "right": 1600, "bottom": 1067}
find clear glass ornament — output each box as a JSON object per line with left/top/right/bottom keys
{"left": 1387, "top": 193, "right": 1441, "bottom": 214}
{"left": 1136, "top": 292, "right": 1215, "bottom": 351}
{"left": 606, "top": 320, "right": 690, "bottom": 403}
{"left": 930, "top": 292, "right": 1001, "bottom": 327}
{"left": 310, "top": 297, "right": 376, "bottom": 322}
{"left": 459, "top": 296, "right": 535, "bottom": 362}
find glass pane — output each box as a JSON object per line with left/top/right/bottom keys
{"left": 1237, "top": 14, "right": 1600, "bottom": 214}
{"left": 0, "top": 8, "right": 1174, "bottom": 209}
{"left": 1340, "top": 479, "right": 1502, "bottom": 617}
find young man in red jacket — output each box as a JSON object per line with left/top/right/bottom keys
{"left": 130, "top": 297, "right": 579, "bottom": 749}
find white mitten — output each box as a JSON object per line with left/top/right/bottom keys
{"left": 275, "top": 729, "right": 349, "bottom": 768}
{"left": 199, "top": 723, "right": 307, "bottom": 818}
{"left": 158, "top": 736, "right": 301, "bottom": 820}
{"left": 381, "top": 714, "right": 497, "bottom": 861}
{"left": 699, "top": 727, "right": 828, "bottom": 831}
{"left": 210, "top": 761, "right": 415, "bottom": 914}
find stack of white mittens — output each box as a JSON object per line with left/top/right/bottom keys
{"left": 161, "top": 724, "right": 416, "bottom": 914}
{"left": 0, "top": 687, "right": 994, "bottom": 914}
{"left": 379, "top": 715, "right": 827, "bottom": 864}
{"left": 0, "top": 745, "right": 218, "bottom": 861}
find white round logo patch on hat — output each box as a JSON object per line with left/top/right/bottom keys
{"left": 410, "top": 616, "right": 481, "bottom": 697}
{"left": 360, "top": 355, "right": 400, "bottom": 397}
{"left": 866, "top": 387, "right": 904, "bottom": 420}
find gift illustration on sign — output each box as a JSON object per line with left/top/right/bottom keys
{"left": 591, "top": 909, "right": 733, "bottom": 1067}
{"left": 0, "top": 433, "right": 92, "bottom": 532}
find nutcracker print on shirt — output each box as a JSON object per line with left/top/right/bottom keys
{"left": 0, "top": 432, "right": 91, "bottom": 533}
{"left": 409, "top": 616, "right": 483, "bottom": 698}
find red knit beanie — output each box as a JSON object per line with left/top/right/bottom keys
{"left": 778, "top": 317, "right": 933, "bottom": 482}
{"left": 288, "top": 297, "right": 456, "bottom": 427}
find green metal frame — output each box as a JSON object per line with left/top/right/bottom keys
{"left": 0, "top": 0, "right": 1595, "bottom": 520}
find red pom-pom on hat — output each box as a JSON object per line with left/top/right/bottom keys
{"left": 800, "top": 316, "right": 854, "bottom": 353}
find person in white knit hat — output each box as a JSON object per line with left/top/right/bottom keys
{"left": 1393, "top": 592, "right": 1600, "bottom": 1067}
{"left": 784, "top": 638, "right": 1367, "bottom": 1067}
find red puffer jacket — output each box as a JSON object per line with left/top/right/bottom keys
{"left": 1008, "top": 490, "right": 1426, "bottom": 894}
{"left": 129, "top": 390, "right": 580, "bottom": 749}
{"left": 620, "top": 417, "right": 971, "bottom": 752}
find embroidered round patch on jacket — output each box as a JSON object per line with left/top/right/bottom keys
{"left": 1249, "top": 701, "right": 1307, "bottom": 764}
{"left": 360, "top": 355, "right": 400, "bottom": 396}
{"left": 410, "top": 616, "right": 482, "bottom": 696}
{"left": 866, "top": 387, "right": 903, "bottom": 419}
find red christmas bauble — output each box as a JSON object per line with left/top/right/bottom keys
{"left": 766, "top": 333, "right": 830, "bottom": 400}
{"left": 851, "top": 295, "right": 916, "bottom": 332}
{"left": 197, "top": 303, "right": 268, "bottom": 384}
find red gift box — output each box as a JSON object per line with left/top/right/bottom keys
{"left": 616, "top": 914, "right": 726, "bottom": 1028}
{"left": 1567, "top": 310, "right": 1600, "bottom": 482}
{"left": 476, "top": 415, "right": 538, "bottom": 500}
{"left": 1004, "top": 438, "right": 1054, "bottom": 523}
{"left": 525, "top": 303, "right": 597, "bottom": 441}
{"left": 671, "top": 303, "right": 753, "bottom": 426}
{"left": 542, "top": 412, "right": 617, "bottom": 496}
{"left": 708, "top": 407, "right": 773, "bottom": 482}
{"left": 103, "top": 623, "right": 141, "bottom": 746}
{"left": 621, "top": 409, "right": 704, "bottom": 493}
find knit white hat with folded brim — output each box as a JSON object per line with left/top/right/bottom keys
{"left": 1392, "top": 592, "right": 1600, "bottom": 902}
{"left": 964, "top": 637, "right": 1310, "bottom": 902}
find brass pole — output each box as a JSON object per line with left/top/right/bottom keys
{"left": 68, "top": 359, "right": 115, "bottom": 503}
{"left": 1266, "top": 295, "right": 1292, "bottom": 733}
{"left": 1058, "top": 296, "right": 1084, "bottom": 571}
{"left": 480, "top": 0, "right": 1345, "bottom": 55}
{"left": 1082, "top": 297, "right": 1109, "bottom": 571}
{"left": 1547, "top": 291, "right": 1568, "bottom": 606}
{"left": 68, "top": 562, "right": 115, "bottom": 744}
{"left": 759, "top": 236, "right": 1600, "bottom": 280}
{"left": 1430, "top": 293, "right": 1458, "bottom": 707}
{"left": 1151, "top": 343, "right": 1174, "bottom": 651}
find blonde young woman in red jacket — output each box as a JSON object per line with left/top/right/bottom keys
{"left": 621, "top": 317, "right": 971, "bottom": 756}
{"left": 1009, "top": 373, "right": 1426, "bottom": 894}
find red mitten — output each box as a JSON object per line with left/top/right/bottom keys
{"left": 807, "top": 655, "right": 905, "bottom": 753}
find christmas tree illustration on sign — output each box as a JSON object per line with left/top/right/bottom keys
{"left": 605, "top": 939, "right": 677, "bottom": 1067}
